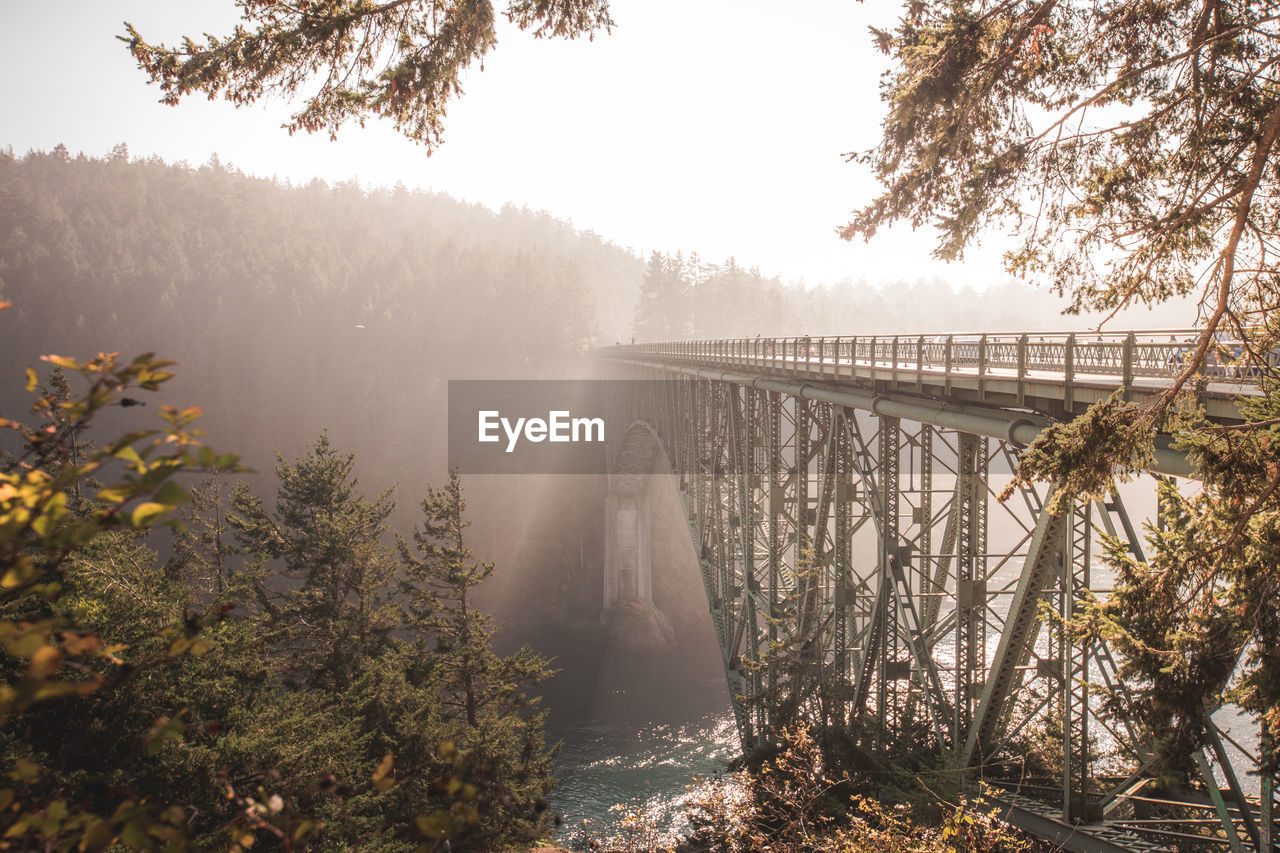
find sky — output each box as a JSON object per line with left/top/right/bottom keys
{"left": 0, "top": 1, "right": 1018, "bottom": 289}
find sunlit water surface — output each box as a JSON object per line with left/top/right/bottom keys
{"left": 531, "top": 633, "right": 740, "bottom": 848}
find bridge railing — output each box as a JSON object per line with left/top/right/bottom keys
{"left": 626, "top": 330, "right": 1269, "bottom": 385}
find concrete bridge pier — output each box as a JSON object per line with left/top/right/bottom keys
{"left": 602, "top": 425, "right": 676, "bottom": 651}
{"left": 604, "top": 494, "right": 651, "bottom": 604}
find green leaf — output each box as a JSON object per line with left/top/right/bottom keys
{"left": 153, "top": 480, "right": 190, "bottom": 507}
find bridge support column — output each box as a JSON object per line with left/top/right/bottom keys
{"left": 1258, "top": 724, "right": 1275, "bottom": 852}
{"left": 1063, "top": 500, "right": 1095, "bottom": 824}
{"left": 603, "top": 452, "right": 676, "bottom": 652}
{"left": 604, "top": 493, "right": 651, "bottom": 605}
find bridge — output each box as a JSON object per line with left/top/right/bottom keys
{"left": 596, "top": 330, "right": 1275, "bottom": 853}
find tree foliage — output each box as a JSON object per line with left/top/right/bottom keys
{"left": 857, "top": 0, "right": 1280, "bottom": 776}
{"left": 0, "top": 148, "right": 610, "bottom": 508}
{"left": 0, "top": 333, "right": 557, "bottom": 849}
{"left": 397, "top": 471, "right": 557, "bottom": 845}
{"left": 633, "top": 252, "right": 691, "bottom": 342}
{"left": 851, "top": 0, "right": 1280, "bottom": 393}
{"left": 122, "top": 0, "right": 613, "bottom": 145}
{"left": 630, "top": 252, "right": 798, "bottom": 341}
{"left": 229, "top": 433, "right": 398, "bottom": 692}
{"left": 1081, "top": 377, "right": 1280, "bottom": 776}
{"left": 205, "top": 439, "right": 556, "bottom": 851}
{"left": 0, "top": 343, "right": 265, "bottom": 849}
{"left": 670, "top": 726, "right": 1029, "bottom": 853}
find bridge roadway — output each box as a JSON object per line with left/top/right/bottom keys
{"left": 624, "top": 329, "right": 1253, "bottom": 419}
{"left": 597, "top": 330, "right": 1274, "bottom": 853}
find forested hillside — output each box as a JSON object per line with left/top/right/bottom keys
{"left": 0, "top": 146, "right": 638, "bottom": 479}
{"left": 0, "top": 148, "right": 654, "bottom": 631}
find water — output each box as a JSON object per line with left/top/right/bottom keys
{"left": 531, "top": 631, "right": 740, "bottom": 848}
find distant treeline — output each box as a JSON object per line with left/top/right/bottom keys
{"left": 633, "top": 251, "right": 1195, "bottom": 341}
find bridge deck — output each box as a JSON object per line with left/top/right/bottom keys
{"left": 614, "top": 331, "right": 1256, "bottom": 423}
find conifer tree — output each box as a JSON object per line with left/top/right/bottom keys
{"left": 229, "top": 433, "right": 398, "bottom": 691}
{"left": 168, "top": 474, "right": 234, "bottom": 603}
{"left": 634, "top": 251, "right": 690, "bottom": 341}
{"left": 123, "top": 0, "right": 614, "bottom": 146}
{"left": 398, "top": 469, "right": 557, "bottom": 845}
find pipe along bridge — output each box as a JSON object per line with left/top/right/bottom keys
{"left": 597, "top": 331, "right": 1275, "bottom": 853}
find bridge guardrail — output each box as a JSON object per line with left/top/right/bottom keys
{"left": 618, "top": 330, "right": 1272, "bottom": 388}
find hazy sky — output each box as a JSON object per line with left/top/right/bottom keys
{"left": 2, "top": 1, "right": 1016, "bottom": 288}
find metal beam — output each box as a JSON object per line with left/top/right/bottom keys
{"left": 988, "top": 791, "right": 1175, "bottom": 853}
{"left": 965, "top": 486, "right": 1067, "bottom": 764}
{"left": 615, "top": 360, "right": 1195, "bottom": 478}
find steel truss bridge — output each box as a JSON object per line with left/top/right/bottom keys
{"left": 598, "top": 330, "right": 1276, "bottom": 853}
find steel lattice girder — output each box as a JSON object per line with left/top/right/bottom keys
{"left": 609, "top": 363, "right": 1272, "bottom": 852}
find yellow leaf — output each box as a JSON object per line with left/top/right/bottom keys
{"left": 95, "top": 486, "right": 130, "bottom": 504}
{"left": 1, "top": 558, "right": 36, "bottom": 590}
{"left": 130, "top": 502, "right": 168, "bottom": 527}
{"left": 61, "top": 632, "right": 101, "bottom": 656}
{"left": 5, "top": 626, "right": 49, "bottom": 658}
{"left": 27, "top": 645, "right": 63, "bottom": 679}
{"left": 114, "top": 446, "right": 143, "bottom": 467}
{"left": 372, "top": 752, "right": 395, "bottom": 791}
